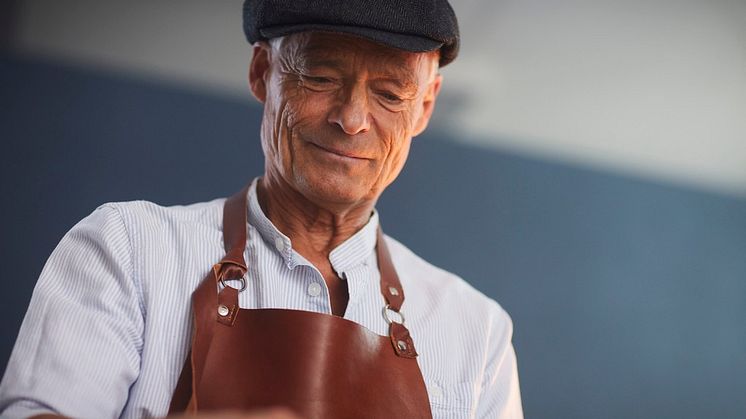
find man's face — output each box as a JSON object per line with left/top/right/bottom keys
{"left": 249, "top": 32, "right": 442, "bottom": 210}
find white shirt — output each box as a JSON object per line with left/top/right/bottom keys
{"left": 0, "top": 179, "right": 523, "bottom": 419}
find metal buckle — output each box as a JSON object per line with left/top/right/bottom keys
{"left": 382, "top": 304, "right": 405, "bottom": 325}
{"left": 219, "top": 276, "right": 247, "bottom": 292}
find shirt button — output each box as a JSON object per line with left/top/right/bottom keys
{"left": 274, "top": 236, "right": 285, "bottom": 252}
{"left": 307, "top": 282, "right": 322, "bottom": 297}
{"left": 429, "top": 383, "right": 444, "bottom": 399}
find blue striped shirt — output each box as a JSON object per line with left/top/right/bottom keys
{"left": 0, "top": 179, "right": 523, "bottom": 418}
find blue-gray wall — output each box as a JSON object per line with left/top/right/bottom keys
{"left": 2, "top": 53, "right": 745, "bottom": 418}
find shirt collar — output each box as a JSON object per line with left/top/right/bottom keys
{"left": 246, "top": 178, "right": 379, "bottom": 276}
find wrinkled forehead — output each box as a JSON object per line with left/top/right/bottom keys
{"left": 271, "top": 32, "right": 439, "bottom": 83}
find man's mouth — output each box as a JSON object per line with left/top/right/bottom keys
{"left": 309, "top": 142, "right": 369, "bottom": 160}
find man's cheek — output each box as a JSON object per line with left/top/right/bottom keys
{"left": 399, "top": 108, "right": 417, "bottom": 132}
{"left": 381, "top": 123, "right": 413, "bottom": 183}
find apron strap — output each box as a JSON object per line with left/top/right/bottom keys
{"left": 376, "top": 228, "right": 418, "bottom": 358}
{"left": 220, "top": 185, "right": 250, "bottom": 270}
{"left": 207, "top": 185, "right": 251, "bottom": 326}
{"left": 223, "top": 185, "right": 250, "bottom": 255}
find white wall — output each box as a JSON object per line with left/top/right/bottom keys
{"left": 11, "top": 0, "right": 746, "bottom": 196}
{"left": 446, "top": 0, "right": 746, "bottom": 196}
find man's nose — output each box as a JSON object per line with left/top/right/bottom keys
{"left": 327, "top": 83, "right": 371, "bottom": 135}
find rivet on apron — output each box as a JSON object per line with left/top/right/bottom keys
{"left": 217, "top": 304, "right": 230, "bottom": 317}
{"left": 388, "top": 286, "right": 399, "bottom": 296}
{"left": 397, "top": 340, "right": 408, "bottom": 351}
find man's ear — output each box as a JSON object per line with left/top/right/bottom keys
{"left": 412, "top": 73, "right": 443, "bottom": 137}
{"left": 249, "top": 42, "right": 271, "bottom": 103}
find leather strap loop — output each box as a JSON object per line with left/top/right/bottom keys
{"left": 216, "top": 285, "right": 240, "bottom": 326}
{"left": 390, "top": 322, "right": 418, "bottom": 358}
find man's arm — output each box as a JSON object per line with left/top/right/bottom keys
{"left": 0, "top": 205, "right": 144, "bottom": 418}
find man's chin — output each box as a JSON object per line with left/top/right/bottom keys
{"left": 296, "top": 176, "right": 374, "bottom": 210}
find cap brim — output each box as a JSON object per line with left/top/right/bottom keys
{"left": 260, "top": 24, "right": 443, "bottom": 53}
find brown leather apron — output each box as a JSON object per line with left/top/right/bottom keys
{"left": 169, "top": 185, "right": 433, "bottom": 418}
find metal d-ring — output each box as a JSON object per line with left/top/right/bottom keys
{"left": 382, "top": 304, "right": 405, "bottom": 325}
{"left": 219, "top": 275, "right": 247, "bottom": 292}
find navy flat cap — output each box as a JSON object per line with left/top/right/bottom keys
{"left": 242, "top": 0, "right": 460, "bottom": 66}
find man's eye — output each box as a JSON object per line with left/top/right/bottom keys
{"left": 303, "top": 76, "right": 333, "bottom": 84}
{"left": 378, "top": 91, "right": 403, "bottom": 103}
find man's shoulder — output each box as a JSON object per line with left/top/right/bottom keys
{"left": 383, "top": 234, "right": 512, "bottom": 326}
{"left": 95, "top": 196, "right": 227, "bottom": 233}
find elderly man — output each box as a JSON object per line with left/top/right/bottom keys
{"left": 0, "top": 1, "right": 522, "bottom": 418}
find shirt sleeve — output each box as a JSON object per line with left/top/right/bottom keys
{"left": 0, "top": 204, "right": 145, "bottom": 419}
{"left": 476, "top": 307, "right": 524, "bottom": 419}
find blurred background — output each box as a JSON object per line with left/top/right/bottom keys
{"left": 1, "top": 1, "right": 745, "bottom": 417}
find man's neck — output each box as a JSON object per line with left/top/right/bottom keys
{"left": 256, "top": 175, "right": 374, "bottom": 263}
